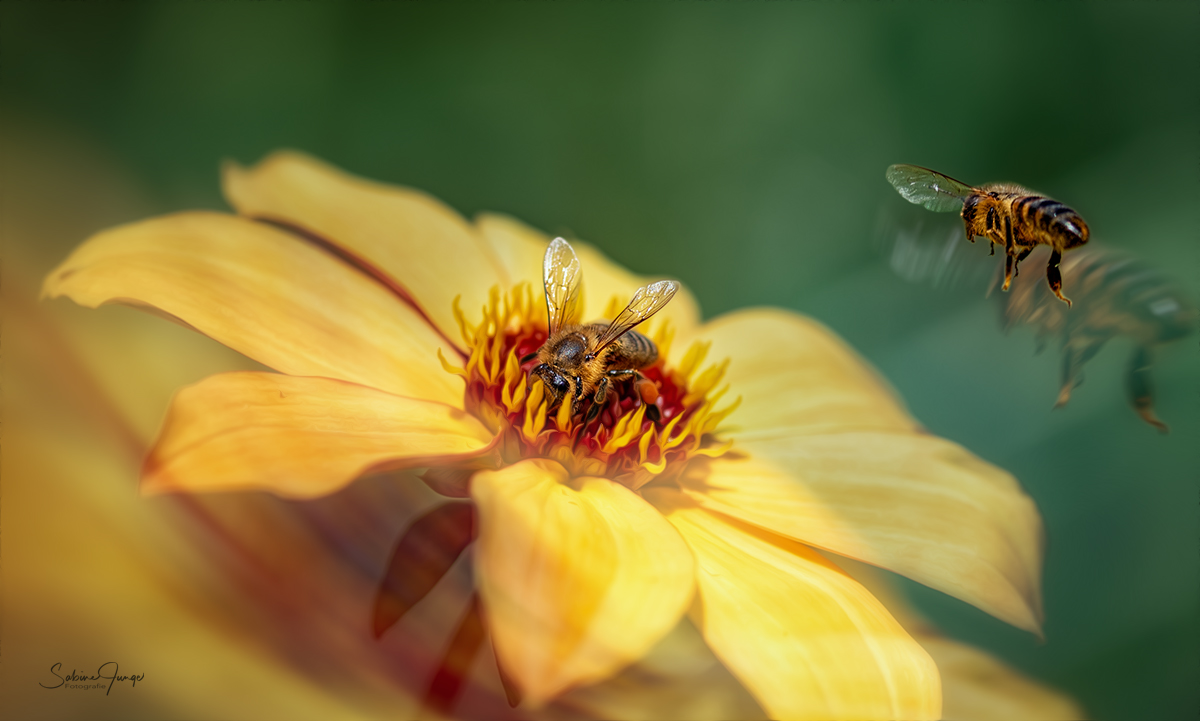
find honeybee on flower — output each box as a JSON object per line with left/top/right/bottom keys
{"left": 44, "top": 151, "right": 1053, "bottom": 720}
{"left": 529, "top": 237, "right": 676, "bottom": 425}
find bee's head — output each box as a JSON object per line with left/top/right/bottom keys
{"left": 531, "top": 363, "right": 573, "bottom": 403}
{"left": 961, "top": 194, "right": 981, "bottom": 223}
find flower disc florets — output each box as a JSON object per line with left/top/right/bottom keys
{"left": 439, "top": 283, "right": 738, "bottom": 490}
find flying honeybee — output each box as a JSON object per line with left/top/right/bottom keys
{"left": 886, "top": 164, "right": 1090, "bottom": 306}
{"left": 529, "top": 237, "right": 678, "bottom": 424}
{"left": 882, "top": 210, "right": 1197, "bottom": 432}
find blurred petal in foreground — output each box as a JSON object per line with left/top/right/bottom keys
{"left": 144, "top": 372, "right": 495, "bottom": 497}
{"left": 473, "top": 460, "right": 695, "bottom": 706}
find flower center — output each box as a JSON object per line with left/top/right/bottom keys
{"left": 439, "top": 283, "right": 738, "bottom": 490}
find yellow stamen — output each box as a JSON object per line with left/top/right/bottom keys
{"left": 451, "top": 295, "right": 472, "bottom": 346}
{"left": 637, "top": 425, "right": 656, "bottom": 465}
{"left": 554, "top": 395, "right": 573, "bottom": 433}
{"left": 601, "top": 404, "right": 646, "bottom": 454}
{"left": 683, "top": 358, "right": 729, "bottom": 407}
{"left": 438, "top": 348, "right": 468, "bottom": 378}
{"left": 650, "top": 318, "right": 675, "bottom": 363}
{"left": 675, "top": 340, "right": 710, "bottom": 382}
{"left": 500, "top": 352, "right": 527, "bottom": 414}
{"left": 522, "top": 380, "right": 547, "bottom": 442}
{"left": 658, "top": 413, "right": 689, "bottom": 452}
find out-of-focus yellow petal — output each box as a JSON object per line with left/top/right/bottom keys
{"left": 223, "top": 150, "right": 505, "bottom": 342}
{"left": 683, "top": 308, "right": 915, "bottom": 436}
{"left": 648, "top": 488, "right": 941, "bottom": 721}
{"left": 923, "top": 636, "right": 1085, "bottom": 721}
{"left": 471, "top": 459, "right": 695, "bottom": 706}
{"left": 831, "top": 557, "right": 1084, "bottom": 721}
{"left": 558, "top": 618, "right": 768, "bottom": 721}
{"left": 144, "top": 372, "right": 494, "bottom": 498}
{"left": 680, "top": 438, "right": 1045, "bottom": 634}
{"left": 42, "top": 211, "right": 463, "bottom": 407}
{"left": 9, "top": 245, "right": 422, "bottom": 717}
{"left": 476, "top": 212, "right": 702, "bottom": 337}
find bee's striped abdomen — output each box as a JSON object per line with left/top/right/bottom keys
{"left": 616, "top": 329, "right": 658, "bottom": 368}
{"left": 1012, "top": 195, "right": 1088, "bottom": 249}
{"left": 609, "top": 328, "right": 659, "bottom": 370}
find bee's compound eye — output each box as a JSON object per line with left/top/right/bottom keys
{"left": 551, "top": 375, "right": 571, "bottom": 394}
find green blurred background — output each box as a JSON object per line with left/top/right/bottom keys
{"left": 4, "top": 2, "right": 1196, "bottom": 718}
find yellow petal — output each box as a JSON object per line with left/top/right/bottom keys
{"left": 558, "top": 617, "right": 768, "bottom": 721}
{"left": 923, "top": 635, "right": 1085, "bottom": 721}
{"left": 476, "top": 212, "right": 702, "bottom": 337}
{"left": 680, "top": 438, "right": 1045, "bottom": 634}
{"left": 43, "top": 211, "right": 463, "bottom": 406}
{"left": 834, "top": 557, "right": 1084, "bottom": 721}
{"left": 648, "top": 489, "right": 941, "bottom": 721}
{"left": 144, "top": 372, "right": 494, "bottom": 497}
{"left": 683, "top": 308, "right": 916, "bottom": 437}
{"left": 471, "top": 459, "right": 695, "bottom": 706}
{"left": 223, "top": 150, "right": 505, "bottom": 342}
{"left": 12, "top": 241, "right": 424, "bottom": 717}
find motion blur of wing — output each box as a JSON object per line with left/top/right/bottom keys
{"left": 874, "top": 200, "right": 996, "bottom": 293}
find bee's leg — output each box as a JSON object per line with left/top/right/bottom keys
{"left": 606, "top": 369, "right": 662, "bottom": 422}
{"left": 633, "top": 372, "right": 663, "bottom": 423}
{"left": 519, "top": 352, "right": 538, "bottom": 364}
{"left": 1055, "top": 345, "right": 1078, "bottom": 408}
{"left": 1012, "top": 246, "right": 1033, "bottom": 278}
{"left": 987, "top": 225, "right": 1001, "bottom": 256}
{"left": 1046, "top": 249, "right": 1071, "bottom": 306}
{"left": 1055, "top": 337, "right": 1105, "bottom": 408}
{"left": 1128, "top": 344, "right": 1169, "bottom": 433}
{"left": 1001, "top": 218, "right": 1016, "bottom": 290}
{"left": 593, "top": 376, "right": 610, "bottom": 405}
{"left": 584, "top": 377, "right": 609, "bottom": 426}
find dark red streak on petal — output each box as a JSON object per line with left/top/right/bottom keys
{"left": 491, "top": 641, "right": 523, "bottom": 708}
{"left": 423, "top": 592, "right": 487, "bottom": 714}
{"left": 254, "top": 216, "right": 467, "bottom": 359}
{"left": 373, "top": 502, "right": 476, "bottom": 639}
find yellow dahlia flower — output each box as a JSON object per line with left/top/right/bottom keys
{"left": 43, "top": 151, "right": 1047, "bottom": 720}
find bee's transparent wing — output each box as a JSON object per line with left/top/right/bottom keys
{"left": 875, "top": 203, "right": 996, "bottom": 292}
{"left": 595, "top": 280, "right": 679, "bottom": 351}
{"left": 543, "top": 237, "right": 582, "bottom": 334}
{"left": 886, "top": 164, "right": 974, "bottom": 213}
